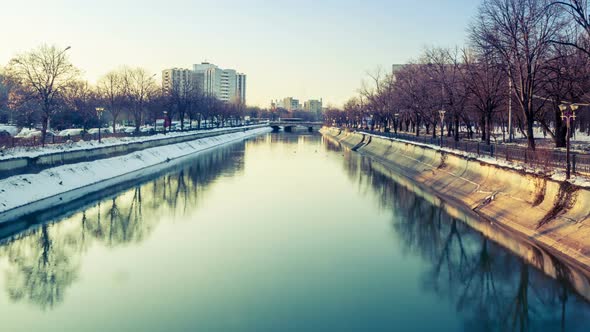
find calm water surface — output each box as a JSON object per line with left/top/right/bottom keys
{"left": 0, "top": 133, "right": 589, "bottom": 331}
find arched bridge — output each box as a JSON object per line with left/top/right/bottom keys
{"left": 269, "top": 121, "right": 324, "bottom": 132}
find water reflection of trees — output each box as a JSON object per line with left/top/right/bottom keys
{"left": 2, "top": 224, "right": 79, "bottom": 310}
{"left": 0, "top": 143, "right": 245, "bottom": 310}
{"left": 343, "top": 152, "right": 590, "bottom": 331}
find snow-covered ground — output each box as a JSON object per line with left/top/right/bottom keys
{"left": 0, "top": 125, "right": 265, "bottom": 161}
{"left": 0, "top": 127, "right": 271, "bottom": 222}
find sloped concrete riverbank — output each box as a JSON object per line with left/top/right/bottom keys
{"left": 0, "top": 125, "right": 268, "bottom": 179}
{"left": 321, "top": 127, "right": 590, "bottom": 271}
{"left": 0, "top": 127, "right": 271, "bottom": 222}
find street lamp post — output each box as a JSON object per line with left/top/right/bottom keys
{"left": 95, "top": 107, "right": 105, "bottom": 143}
{"left": 438, "top": 110, "right": 446, "bottom": 148}
{"left": 163, "top": 111, "right": 168, "bottom": 135}
{"left": 559, "top": 104, "right": 578, "bottom": 180}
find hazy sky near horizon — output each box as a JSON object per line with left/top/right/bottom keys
{"left": 0, "top": 0, "right": 478, "bottom": 107}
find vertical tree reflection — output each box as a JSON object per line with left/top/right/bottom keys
{"left": 0, "top": 142, "right": 246, "bottom": 310}
{"left": 2, "top": 224, "right": 80, "bottom": 310}
{"left": 343, "top": 150, "right": 590, "bottom": 331}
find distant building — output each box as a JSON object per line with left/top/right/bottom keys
{"left": 271, "top": 97, "right": 323, "bottom": 113}
{"left": 283, "top": 97, "right": 301, "bottom": 111}
{"left": 304, "top": 99, "right": 323, "bottom": 114}
{"left": 193, "top": 62, "right": 246, "bottom": 103}
{"left": 237, "top": 73, "right": 247, "bottom": 104}
{"left": 161, "top": 68, "right": 195, "bottom": 95}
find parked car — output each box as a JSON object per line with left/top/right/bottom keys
{"left": 16, "top": 128, "right": 36, "bottom": 138}
{"left": 0, "top": 125, "right": 18, "bottom": 136}
{"left": 27, "top": 130, "right": 44, "bottom": 138}
{"left": 57, "top": 128, "right": 85, "bottom": 137}
{"left": 140, "top": 125, "right": 155, "bottom": 134}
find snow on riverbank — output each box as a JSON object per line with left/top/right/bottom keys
{"left": 0, "top": 127, "right": 271, "bottom": 221}
{"left": 0, "top": 125, "right": 266, "bottom": 161}
{"left": 361, "top": 130, "right": 590, "bottom": 188}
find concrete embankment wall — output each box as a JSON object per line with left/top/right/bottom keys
{"left": 321, "top": 127, "right": 590, "bottom": 270}
{"left": 0, "top": 127, "right": 271, "bottom": 223}
{"left": 365, "top": 156, "right": 590, "bottom": 302}
{"left": 0, "top": 126, "right": 266, "bottom": 178}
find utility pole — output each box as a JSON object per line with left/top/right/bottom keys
{"left": 508, "top": 70, "right": 513, "bottom": 142}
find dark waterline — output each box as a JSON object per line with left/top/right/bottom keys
{"left": 0, "top": 133, "right": 589, "bottom": 331}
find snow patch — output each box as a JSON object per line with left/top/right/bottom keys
{"left": 0, "top": 125, "right": 265, "bottom": 160}
{"left": 363, "top": 131, "right": 590, "bottom": 188}
{"left": 0, "top": 127, "right": 271, "bottom": 221}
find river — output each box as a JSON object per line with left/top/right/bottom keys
{"left": 0, "top": 132, "right": 589, "bottom": 331}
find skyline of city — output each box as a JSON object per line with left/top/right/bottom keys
{"left": 0, "top": 0, "right": 478, "bottom": 108}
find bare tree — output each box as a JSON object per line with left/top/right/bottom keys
{"left": 97, "top": 69, "right": 126, "bottom": 133}
{"left": 360, "top": 67, "right": 393, "bottom": 131}
{"left": 122, "top": 67, "right": 157, "bottom": 132}
{"left": 5, "top": 44, "right": 79, "bottom": 145}
{"left": 165, "top": 71, "right": 201, "bottom": 130}
{"left": 471, "top": 0, "right": 564, "bottom": 149}
{"left": 62, "top": 80, "right": 98, "bottom": 130}
{"left": 0, "top": 68, "right": 14, "bottom": 124}
{"left": 548, "top": 0, "right": 590, "bottom": 56}
{"left": 462, "top": 49, "right": 506, "bottom": 145}
{"left": 392, "top": 63, "right": 440, "bottom": 136}
{"left": 423, "top": 47, "right": 469, "bottom": 141}
{"left": 541, "top": 44, "right": 590, "bottom": 146}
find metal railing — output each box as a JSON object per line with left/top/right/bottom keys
{"left": 358, "top": 129, "right": 590, "bottom": 176}
{"left": 0, "top": 124, "right": 261, "bottom": 149}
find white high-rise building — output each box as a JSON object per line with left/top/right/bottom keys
{"left": 162, "top": 68, "right": 195, "bottom": 95}
{"left": 193, "top": 62, "right": 246, "bottom": 104}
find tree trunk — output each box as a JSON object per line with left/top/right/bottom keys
{"left": 526, "top": 116, "right": 536, "bottom": 150}
{"left": 554, "top": 111, "right": 566, "bottom": 148}
{"left": 479, "top": 115, "right": 487, "bottom": 142}
{"left": 454, "top": 116, "right": 459, "bottom": 141}
{"left": 41, "top": 115, "right": 48, "bottom": 147}
{"left": 486, "top": 110, "right": 492, "bottom": 146}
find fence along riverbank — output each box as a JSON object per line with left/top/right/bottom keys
{"left": 359, "top": 129, "right": 590, "bottom": 176}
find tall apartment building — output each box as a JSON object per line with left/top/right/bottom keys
{"left": 304, "top": 99, "right": 323, "bottom": 114}
{"left": 193, "top": 62, "right": 246, "bottom": 104}
{"left": 237, "top": 73, "right": 246, "bottom": 104}
{"left": 161, "top": 68, "right": 195, "bottom": 95}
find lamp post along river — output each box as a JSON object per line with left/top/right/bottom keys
{"left": 438, "top": 110, "right": 446, "bottom": 148}
{"left": 559, "top": 103, "right": 578, "bottom": 180}
{"left": 95, "top": 107, "right": 105, "bottom": 143}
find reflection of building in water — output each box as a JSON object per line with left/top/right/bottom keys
{"left": 0, "top": 143, "right": 246, "bottom": 310}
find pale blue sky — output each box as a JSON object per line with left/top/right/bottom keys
{"left": 0, "top": 0, "right": 479, "bottom": 107}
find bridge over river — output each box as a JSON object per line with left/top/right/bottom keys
{"left": 269, "top": 121, "right": 323, "bottom": 132}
